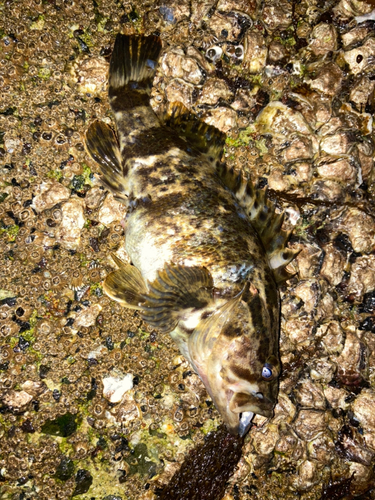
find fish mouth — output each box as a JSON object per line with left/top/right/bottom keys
{"left": 228, "top": 391, "right": 274, "bottom": 436}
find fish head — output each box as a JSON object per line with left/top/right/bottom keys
{"left": 188, "top": 284, "right": 280, "bottom": 436}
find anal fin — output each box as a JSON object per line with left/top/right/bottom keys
{"left": 85, "top": 120, "right": 128, "bottom": 203}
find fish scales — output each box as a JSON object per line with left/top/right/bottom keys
{"left": 86, "top": 34, "right": 297, "bottom": 436}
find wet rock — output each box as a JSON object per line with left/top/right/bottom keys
{"left": 20, "top": 380, "right": 47, "bottom": 398}
{"left": 1, "top": 390, "right": 33, "bottom": 412}
{"left": 291, "top": 459, "right": 320, "bottom": 491}
{"left": 73, "top": 56, "right": 108, "bottom": 95}
{"left": 352, "top": 388, "right": 375, "bottom": 452}
{"left": 294, "top": 379, "right": 326, "bottom": 410}
{"left": 268, "top": 168, "right": 291, "bottom": 192}
{"left": 262, "top": 0, "right": 293, "bottom": 30}
{"left": 341, "top": 209, "right": 375, "bottom": 253}
{"left": 75, "top": 303, "right": 102, "bottom": 328}
{"left": 308, "top": 63, "right": 343, "bottom": 96}
{"left": 273, "top": 392, "right": 296, "bottom": 424}
{"left": 318, "top": 322, "right": 345, "bottom": 355}
{"left": 56, "top": 198, "right": 85, "bottom": 250}
{"left": 282, "top": 134, "right": 314, "bottom": 163}
{"left": 307, "top": 433, "right": 334, "bottom": 462}
{"left": 102, "top": 371, "right": 133, "bottom": 403}
{"left": 206, "top": 12, "right": 242, "bottom": 42}
{"left": 336, "top": 424, "right": 374, "bottom": 465}
{"left": 320, "top": 243, "right": 346, "bottom": 286}
{"left": 256, "top": 101, "right": 312, "bottom": 138}
{"left": 349, "top": 76, "right": 375, "bottom": 111}
{"left": 323, "top": 386, "right": 349, "bottom": 410}
{"left": 217, "top": 0, "right": 257, "bottom": 17}
{"left": 343, "top": 37, "right": 375, "bottom": 76}
{"left": 161, "top": 50, "right": 203, "bottom": 85}
{"left": 319, "top": 132, "right": 352, "bottom": 156}
{"left": 293, "top": 279, "right": 322, "bottom": 314}
{"left": 85, "top": 186, "right": 106, "bottom": 209}
{"left": 32, "top": 180, "right": 71, "bottom": 213}
{"left": 284, "top": 317, "right": 315, "bottom": 347}
{"left": 335, "top": 330, "right": 368, "bottom": 387}
{"left": 197, "top": 78, "right": 232, "bottom": 105}
{"left": 311, "top": 179, "right": 344, "bottom": 202}
{"left": 242, "top": 31, "right": 268, "bottom": 73}
{"left": 252, "top": 424, "right": 279, "bottom": 455}
{"left": 309, "top": 23, "right": 337, "bottom": 56}
{"left": 165, "top": 79, "right": 195, "bottom": 108}
{"left": 294, "top": 410, "right": 326, "bottom": 441}
{"left": 98, "top": 192, "right": 126, "bottom": 225}
{"left": 347, "top": 255, "right": 375, "bottom": 300}
{"left": 267, "top": 41, "right": 289, "bottom": 64}
{"left": 202, "top": 106, "right": 237, "bottom": 133}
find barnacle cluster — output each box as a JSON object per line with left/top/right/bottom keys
{"left": 1, "top": 0, "right": 375, "bottom": 499}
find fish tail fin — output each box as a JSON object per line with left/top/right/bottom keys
{"left": 109, "top": 34, "right": 162, "bottom": 99}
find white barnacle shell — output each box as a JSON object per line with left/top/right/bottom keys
{"left": 205, "top": 45, "right": 223, "bottom": 63}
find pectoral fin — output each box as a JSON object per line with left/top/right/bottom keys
{"left": 141, "top": 264, "right": 213, "bottom": 333}
{"left": 104, "top": 254, "right": 147, "bottom": 309}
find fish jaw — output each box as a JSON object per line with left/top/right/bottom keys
{"left": 187, "top": 293, "right": 280, "bottom": 435}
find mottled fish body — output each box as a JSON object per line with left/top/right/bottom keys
{"left": 86, "top": 35, "right": 297, "bottom": 435}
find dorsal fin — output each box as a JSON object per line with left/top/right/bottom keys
{"left": 217, "top": 164, "right": 299, "bottom": 283}
{"left": 165, "top": 102, "right": 226, "bottom": 159}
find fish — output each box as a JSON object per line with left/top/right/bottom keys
{"left": 85, "top": 34, "right": 298, "bottom": 436}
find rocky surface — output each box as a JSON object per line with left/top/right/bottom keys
{"left": 0, "top": 0, "right": 375, "bottom": 499}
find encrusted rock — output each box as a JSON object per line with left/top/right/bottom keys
{"left": 294, "top": 410, "right": 326, "bottom": 441}
{"left": 242, "top": 31, "right": 268, "bottom": 73}
{"left": 352, "top": 388, "right": 375, "bottom": 452}
{"left": 347, "top": 255, "right": 375, "bottom": 300}
{"left": 72, "top": 56, "right": 108, "bottom": 95}
{"left": 1, "top": 390, "right": 33, "bottom": 412}
{"left": 197, "top": 78, "right": 232, "bottom": 105}
{"left": 165, "top": 78, "right": 195, "bottom": 108}
{"left": 75, "top": 303, "right": 102, "bottom": 328}
{"left": 98, "top": 193, "right": 127, "bottom": 225}
{"left": 343, "top": 37, "right": 375, "bottom": 76}
{"left": 56, "top": 198, "right": 86, "bottom": 250}
{"left": 32, "top": 180, "right": 71, "bottom": 213}
{"left": 341, "top": 209, "right": 375, "bottom": 253}
{"left": 309, "top": 23, "right": 337, "bottom": 56}
{"left": 308, "top": 63, "right": 343, "bottom": 96}
{"left": 102, "top": 371, "right": 134, "bottom": 403}
{"left": 203, "top": 107, "right": 237, "bottom": 133}
{"left": 161, "top": 50, "right": 203, "bottom": 85}
{"left": 320, "top": 243, "right": 346, "bottom": 285}
{"left": 85, "top": 186, "right": 106, "bottom": 209}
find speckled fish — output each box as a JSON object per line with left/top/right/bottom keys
{"left": 85, "top": 34, "right": 297, "bottom": 436}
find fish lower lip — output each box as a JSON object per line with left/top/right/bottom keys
{"left": 238, "top": 411, "right": 254, "bottom": 437}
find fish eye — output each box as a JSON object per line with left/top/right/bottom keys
{"left": 206, "top": 46, "right": 223, "bottom": 62}
{"left": 262, "top": 364, "right": 274, "bottom": 380}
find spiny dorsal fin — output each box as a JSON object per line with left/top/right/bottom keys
{"left": 104, "top": 255, "right": 148, "bottom": 308}
{"left": 217, "top": 164, "right": 299, "bottom": 283}
{"left": 85, "top": 120, "right": 128, "bottom": 203}
{"left": 141, "top": 263, "right": 214, "bottom": 333}
{"left": 165, "top": 102, "right": 226, "bottom": 159}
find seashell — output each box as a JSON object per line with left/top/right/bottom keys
{"left": 205, "top": 45, "right": 223, "bottom": 62}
